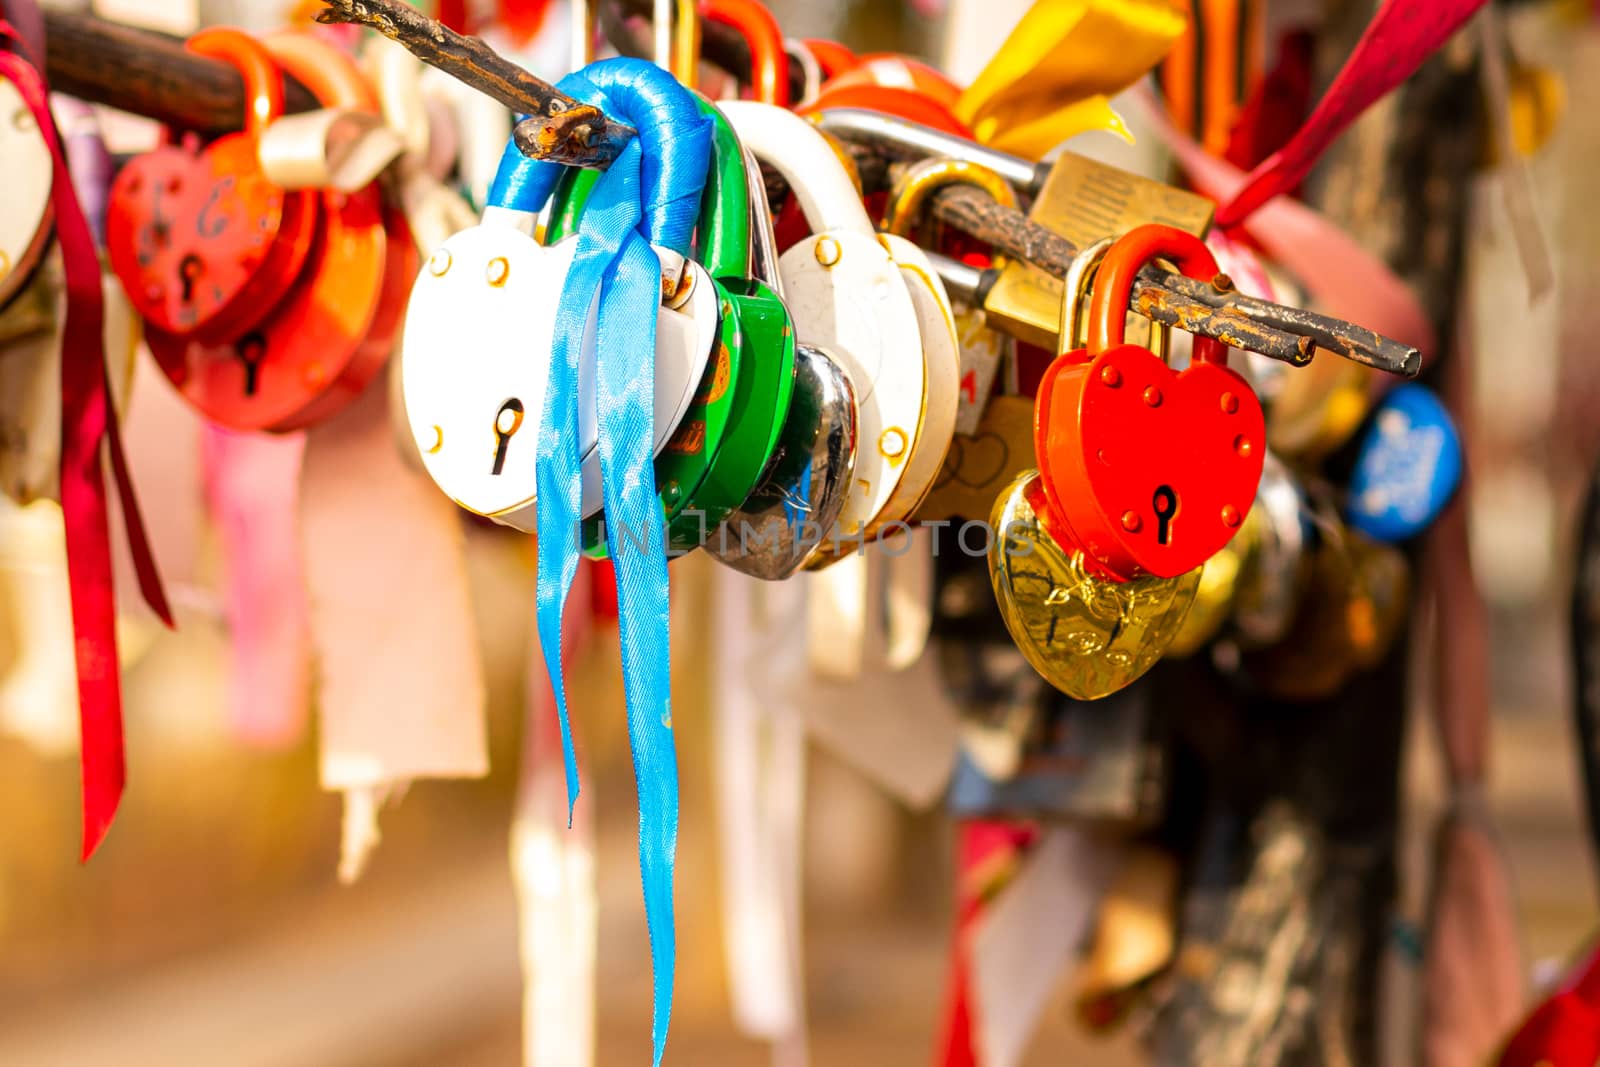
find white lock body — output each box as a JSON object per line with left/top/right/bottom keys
{"left": 401, "top": 210, "right": 717, "bottom": 531}
{"left": 721, "top": 101, "right": 927, "bottom": 543}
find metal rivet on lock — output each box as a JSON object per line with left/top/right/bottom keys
{"left": 429, "top": 248, "right": 452, "bottom": 276}
{"left": 1099, "top": 366, "right": 1121, "bottom": 387}
{"left": 1143, "top": 385, "right": 1163, "bottom": 407}
{"left": 1221, "top": 391, "right": 1240, "bottom": 414}
{"left": 486, "top": 256, "right": 510, "bottom": 287}
{"left": 814, "top": 236, "right": 842, "bottom": 268}
{"left": 1221, "top": 504, "right": 1241, "bottom": 527}
{"left": 879, "top": 427, "right": 907, "bottom": 459}
{"left": 1121, "top": 511, "right": 1141, "bottom": 532}
{"left": 1234, "top": 434, "right": 1254, "bottom": 458}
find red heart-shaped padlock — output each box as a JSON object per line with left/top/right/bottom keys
{"left": 106, "top": 29, "right": 319, "bottom": 343}
{"left": 1034, "top": 224, "right": 1265, "bottom": 581}
{"left": 145, "top": 32, "right": 414, "bottom": 432}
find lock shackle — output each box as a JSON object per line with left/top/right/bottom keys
{"left": 693, "top": 100, "right": 751, "bottom": 280}
{"left": 1033, "top": 236, "right": 1111, "bottom": 535}
{"left": 699, "top": 0, "right": 789, "bottom": 108}
{"left": 720, "top": 101, "right": 873, "bottom": 237}
{"left": 813, "top": 108, "right": 1035, "bottom": 190}
{"left": 802, "top": 38, "right": 860, "bottom": 80}
{"left": 185, "top": 28, "right": 285, "bottom": 137}
{"left": 743, "top": 144, "right": 782, "bottom": 294}
{"left": 653, "top": 0, "right": 701, "bottom": 87}
{"left": 883, "top": 158, "right": 1017, "bottom": 241}
{"left": 1088, "top": 224, "right": 1227, "bottom": 364}
{"left": 262, "top": 31, "right": 379, "bottom": 113}
{"left": 1056, "top": 236, "right": 1113, "bottom": 357}
{"left": 783, "top": 37, "right": 823, "bottom": 106}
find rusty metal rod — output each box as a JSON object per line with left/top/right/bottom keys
{"left": 596, "top": 2, "right": 1414, "bottom": 376}
{"left": 38, "top": 5, "right": 1416, "bottom": 375}
{"left": 315, "top": 0, "right": 634, "bottom": 166}
{"left": 42, "top": 10, "right": 319, "bottom": 133}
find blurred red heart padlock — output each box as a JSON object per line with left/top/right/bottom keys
{"left": 106, "top": 28, "right": 319, "bottom": 342}
{"left": 823, "top": 53, "right": 964, "bottom": 113}
{"left": 146, "top": 32, "right": 415, "bottom": 431}
{"left": 1034, "top": 224, "right": 1265, "bottom": 581}
{"left": 800, "top": 38, "right": 860, "bottom": 81}
{"left": 775, "top": 65, "right": 972, "bottom": 254}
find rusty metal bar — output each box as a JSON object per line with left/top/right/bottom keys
{"left": 37, "top": 3, "right": 1419, "bottom": 376}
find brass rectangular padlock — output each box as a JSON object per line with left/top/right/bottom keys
{"left": 814, "top": 111, "right": 1214, "bottom": 352}
{"left": 983, "top": 152, "right": 1214, "bottom": 350}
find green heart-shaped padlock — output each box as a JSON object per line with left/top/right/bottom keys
{"left": 548, "top": 99, "right": 797, "bottom": 555}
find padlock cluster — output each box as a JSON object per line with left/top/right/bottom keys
{"left": 105, "top": 29, "right": 417, "bottom": 432}
{"left": 0, "top": 0, "right": 1486, "bottom": 1062}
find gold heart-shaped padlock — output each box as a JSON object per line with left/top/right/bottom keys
{"left": 989, "top": 470, "right": 1199, "bottom": 699}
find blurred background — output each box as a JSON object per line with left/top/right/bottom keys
{"left": 1, "top": 0, "right": 1597, "bottom": 1064}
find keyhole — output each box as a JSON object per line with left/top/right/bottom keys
{"left": 234, "top": 331, "right": 266, "bottom": 396}
{"left": 491, "top": 398, "right": 525, "bottom": 476}
{"left": 1152, "top": 485, "right": 1178, "bottom": 545}
{"left": 178, "top": 254, "right": 204, "bottom": 303}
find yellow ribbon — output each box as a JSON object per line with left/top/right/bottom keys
{"left": 956, "top": 0, "right": 1189, "bottom": 158}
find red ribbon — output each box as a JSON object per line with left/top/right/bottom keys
{"left": 0, "top": 23, "right": 172, "bottom": 861}
{"left": 1498, "top": 940, "right": 1600, "bottom": 1067}
{"left": 935, "top": 821, "right": 1037, "bottom": 1067}
{"left": 1215, "top": 0, "right": 1489, "bottom": 228}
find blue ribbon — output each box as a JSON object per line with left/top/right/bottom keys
{"left": 487, "top": 58, "right": 710, "bottom": 1067}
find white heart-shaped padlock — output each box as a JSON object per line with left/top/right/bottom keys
{"left": 401, "top": 203, "right": 718, "bottom": 529}
{"left": 720, "top": 101, "right": 926, "bottom": 548}
{"left": 0, "top": 77, "right": 53, "bottom": 312}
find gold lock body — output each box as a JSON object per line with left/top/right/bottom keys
{"left": 983, "top": 152, "right": 1213, "bottom": 350}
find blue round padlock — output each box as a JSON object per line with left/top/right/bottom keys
{"left": 1345, "top": 383, "right": 1463, "bottom": 543}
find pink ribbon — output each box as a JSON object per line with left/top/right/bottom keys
{"left": 1216, "top": 0, "right": 1490, "bottom": 228}
{"left": 201, "top": 426, "right": 311, "bottom": 750}
{"left": 1, "top": 22, "right": 172, "bottom": 861}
